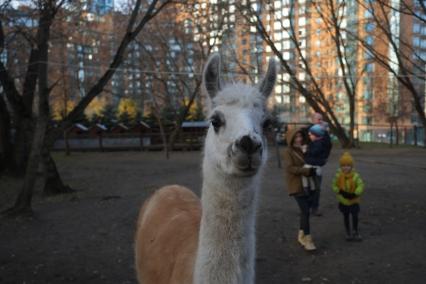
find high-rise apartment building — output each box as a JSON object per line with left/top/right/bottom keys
{"left": 192, "top": 0, "right": 426, "bottom": 141}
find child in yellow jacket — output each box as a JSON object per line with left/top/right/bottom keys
{"left": 332, "top": 152, "right": 364, "bottom": 241}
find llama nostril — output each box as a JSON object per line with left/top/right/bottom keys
{"left": 237, "top": 135, "right": 261, "bottom": 154}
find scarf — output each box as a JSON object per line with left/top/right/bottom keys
{"left": 337, "top": 171, "right": 356, "bottom": 193}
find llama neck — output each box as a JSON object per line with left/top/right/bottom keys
{"left": 194, "top": 168, "right": 260, "bottom": 284}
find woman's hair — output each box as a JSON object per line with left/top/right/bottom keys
{"left": 292, "top": 130, "right": 307, "bottom": 146}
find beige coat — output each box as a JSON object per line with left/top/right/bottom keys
{"left": 282, "top": 128, "right": 311, "bottom": 196}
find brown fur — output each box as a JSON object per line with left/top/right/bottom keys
{"left": 134, "top": 185, "right": 201, "bottom": 284}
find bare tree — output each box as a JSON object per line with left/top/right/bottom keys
{"left": 0, "top": 0, "right": 172, "bottom": 216}
{"left": 131, "top": 1, "right": 227, "bottom": 155}
{"left": 353, "top": 0, "right": 426, "bottom": 147}
{"left": 1, "top": 5, "right": 47, "bottom": 174}
{"left": 238, "top": 1, "right": 352, "bottom": 147}
{"left": 312, "top": 0, "right": 368, "bottom": 144}
{"left": 2, "top": 0, "right": 65, "bottom": 216}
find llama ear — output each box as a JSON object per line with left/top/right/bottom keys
{"left": 258, "top": 58, "right": 277, "bottom": 98}
{"left": 203, "top": 53, "right": 221, "bottom": 101}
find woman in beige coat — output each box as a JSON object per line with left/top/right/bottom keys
{"left": 283, "top": 128, "right": 317, "bottom": 251}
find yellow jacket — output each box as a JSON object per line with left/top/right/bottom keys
{"left": 332, "top": 169, "right": 364, "bottom": 205}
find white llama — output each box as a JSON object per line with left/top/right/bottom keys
{"left": 134, "top": 53, "right": 277, "bottom": 284}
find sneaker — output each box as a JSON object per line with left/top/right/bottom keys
{"left": 303, "top": 235, "right": 317, "bottom": 251}
{"left": 297, "top": 230, "right": 306, "bottom": 246}
{"left": 345, "top": 234, "right": 354, "bottom": 241}
{"left": 352, "top": 232, "right": 363, "bottom": 242}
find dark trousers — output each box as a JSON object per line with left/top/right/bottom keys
{"left": 294, "top": 193, "right": 314, "bottom": 235}
{"left": 338, "top": 203, "right": 360, "bottom": 234}
{"left": 311, "top": 175, "right": 322, "bottom": 210}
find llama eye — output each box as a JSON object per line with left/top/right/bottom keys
{"left": 210, "top": 115, "right": 223, "bottom": 132}
{"left": 262, "top": 118, "right": 272, "bottom": 130}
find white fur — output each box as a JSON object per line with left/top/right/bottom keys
{"left": 134, "top": 53, "right": 276, "bottom": 284}
{"left": 193, "top": 54, "right": 276, "bottom": 284}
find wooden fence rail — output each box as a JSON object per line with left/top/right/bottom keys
{"left": 53, "top": 132, "right": 206, "bottom": 152}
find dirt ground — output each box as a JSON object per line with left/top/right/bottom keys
{"left": 1, "top": 145, "right": 426, "bottom": 284}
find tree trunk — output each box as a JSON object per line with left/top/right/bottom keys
{"left": 349, "top": 99, "right": 355, "bottom": 147}
{"left": 334, "top": 128, "right": 352, "bottom": 148}
{"left": 42, "top": 146, "right": 73, "bottom": 195}
{"left": 423, "top": 127, "right": 426, "bottom": 148}
{"left": 0, "top": 94, "right": 12, "bottom": 174}
{"left": 3, "top": 116, "right": 48, "bottom": 216}
{"left": 2, "top": 6, "right": 53, "bottom": 217}
{"left": 168, "top": 83, "right": 201, "bottom": 151}
{"left": 156, "top": 116, "right": 169, "bottom": 159}
{"left": 11, "top": 117, "right": 33, "bottom": 175}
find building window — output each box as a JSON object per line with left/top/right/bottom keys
{"left": 413, "top": 23, "right": 421, "bottom": 33}
{"left": 283, "top": 95, "right": 290, "bottom": 104}
{"left": 283, "top": 7, "right": 290, "bottom": 17}
{"left": 365, "top": 22, "right": 375, "bottom": 32}
{"left": 283, "top": 40, "right": 290, "bottom": 49}
{"left": 283, "top": 19, "right": 291, "bottom": 28}
{"left": 366, "top": 63, "right": 374, "bottom": 72}
{"left": 283, "top": 51, "right": 291, "bottom": 60}
{"left": 413, "top": 37, "right": 420, "bottom": 47}
{"left": 283, "top": 84, "right": 290, "bottom": 93}
{"left": 366, "top": 35, "right": 374, "bottom": 46}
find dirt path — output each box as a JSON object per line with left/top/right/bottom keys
{"left": 1, "top": 147, "right": 425, "bottom": 283}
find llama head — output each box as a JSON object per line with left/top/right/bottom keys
{"left": 202, "top": 53, "right": 277, "bottom": 177}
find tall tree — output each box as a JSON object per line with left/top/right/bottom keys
{"left": 238, "top": 1, "right": 353, "bottom": 147}
{"left": 1, "top": 0, "right": 172, "bottom": 216}
{"left": 2, "top": 0, "right": 64, "bottom": 216}
{"left": 134, "top": 1, "right": 226, "bottom": 154}
{"left": 353, "top": 0, "right": 426, "bottom": 147}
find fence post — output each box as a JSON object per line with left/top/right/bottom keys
{"left": 98, "top": 133, "right": 104, "bottom": 152}
{"left": 274, "top": 131, "right": 282, "bottom": 168}
{"left": 64, "top": 130, "right": 70, "bottom": 156}
{"left": 414, "top": 125, "right": 418, "bottom": 146}
{"left": 403, "top": 127, "right": 407, "bottom": 144}
{"left": 139, "top": 132, "right": 143, "bottom": 151}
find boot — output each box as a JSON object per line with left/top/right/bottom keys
{"left": 297, "top": 230, "right": 306, "bottom": 246}
{"left": 303, "top": 235, "right": 317, "bottom": 251}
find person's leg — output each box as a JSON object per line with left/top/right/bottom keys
{"left": 351, "top": 204, "right": 362, "bottom": 241}
{"left": 295, "top": 196, "right": 310, "bottom": 235}
{"left": 339, "top": 203, "right": 352, "bottom": 240}
{"left": 311, "top": 175, "right": 322, "bottom": 216}
{"left": 295, "top": 196, "right": 316, "bottom": 251}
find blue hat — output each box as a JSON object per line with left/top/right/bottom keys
{"left": 309, "top": 124, "right": 325, "bottom": 137}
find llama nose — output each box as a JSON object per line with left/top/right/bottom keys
{"left": 237, "top": 135, "right": 261, "bottom": 155}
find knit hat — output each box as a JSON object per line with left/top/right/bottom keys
{"left": 309, "top": 124, "right": 325, "bottom": 137}
{"left": 339, "top": 152, "right": 354, "bottom": 166}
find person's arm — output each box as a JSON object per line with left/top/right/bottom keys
{"left": 283, "top": 149, "right": 311, "bottom": 176}
{"left": 354, "top": 173, "right": 365, "bottom": 196}
{"left": 332, "top": 171, "right": 340, "bottom": 193}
